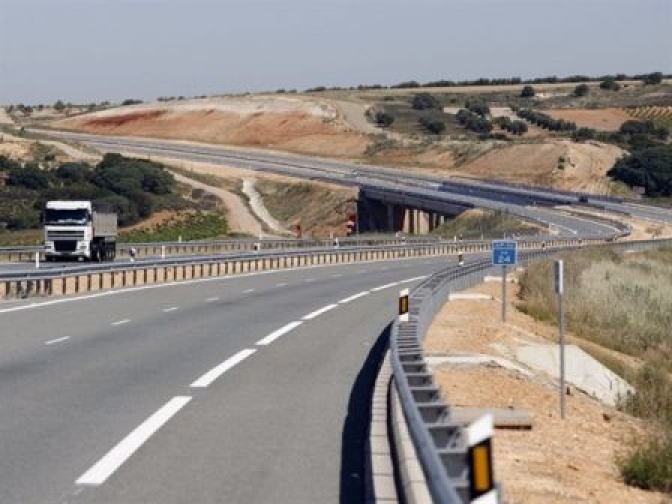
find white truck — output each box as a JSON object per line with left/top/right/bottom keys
{"left": 43, "top": 200, "right": 118, "bottom": 261}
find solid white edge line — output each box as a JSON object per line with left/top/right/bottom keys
{"left": 76, "top": 396, "right": 192, "bottom": 486}
{"left": 45, "top": 336, "right": 70, "bottom": 345}
{"left": 338, "top": 291, "right": 369, "bottom": 304}
{"left": 301, "top": 304, "right": 338, "bottom": 321}
{"left": 111, "top": 319, "right": 130, "bottom": 326}
{"left": 256, "top": 321, "right": 303, "bottom": 346}
{"left": 370, "top": 282, "right": 399, "bottom": 292}
{"left": 190, "top": 349, "right": 257, "bottom": 388}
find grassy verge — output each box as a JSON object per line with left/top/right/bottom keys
{"left": 432, "top": 209, "right": 543, "bottom": 240}
{"left": 119, "top": 213, "right": 228, "bottom": 243}
{"left": 517, "top": 246, "right": 672, "bottom": 493}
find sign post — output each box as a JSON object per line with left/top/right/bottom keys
{"left": 492, "top": 241, "right": 517, "bottom": 322}
{"left": 555, "top": 259, "right": 566, "bottom": 420}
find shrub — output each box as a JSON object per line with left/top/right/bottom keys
{"left": 520, "top": 85, "right": 535, "bottom": 98}
{"left": 643, "top": 72, "right": 663, "bottom": 85}
{"left": 418, "top": 117, "right": 445, "bottom": 134}
{"left": 600, "top": 77, "right": 620, "bottom": 91}
{"left": 618, "top": 433, "right": 672, "bottom": 493}
{"left": 374, "top": 111, "right": 395, "bottom": 128}
{"left": 411, "top": 93, "right": 440, "bottom": 110}
{"left": 573, "top": 83, "right": 590, "bottom": 97}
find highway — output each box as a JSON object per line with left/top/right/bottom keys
{"left": 32, "top": 130, "right": 651, "bottom": 238}
{"left": 6, "top": 128, "right": 670, "bottom": 503}
{"left": 0, "top": 255, "right": 450, "bottom": 503}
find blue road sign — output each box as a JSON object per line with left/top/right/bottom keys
{"left": 492, "top": 240, "right": 517, "bottom": 265}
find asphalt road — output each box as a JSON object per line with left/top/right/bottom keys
{"left": 0, "top": 255, "right": 453, "bottom": 503}
{"left": 33, "top": 130, "right": 634, "bottom": 238}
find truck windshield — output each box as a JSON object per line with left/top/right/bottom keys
{"left": 44, "top": 209, "right": 90, "bottom": 225}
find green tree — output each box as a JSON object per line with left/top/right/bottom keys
{"left": 643, "top": 72, "right": 663, "bottom": 85}
{"left": 520, "top": 85, "right": 535, "bottom": 98}
{"left": 53, "top": 100, "right": 66, "bottom": 112}
{"left": 374, "top": 111, "right": 395, "bottom": 128}
{"left": 600, "top": 77, "right": 620, "bottom": 91}
{"left": 411, "top": 93, "right": 440, "bottom": 110}
{"left": 573, "top": 84, "right": 590, "bottom": 97}
{"left": 418, "top": 117, "right": 445, "bottom": 134}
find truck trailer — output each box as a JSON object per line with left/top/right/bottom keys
{"left": 43, "top": 200, "right": 118, "bottom": 261}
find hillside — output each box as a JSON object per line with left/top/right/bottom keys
{"left": 19, "top": 79, "right": 667, "bottom": 197}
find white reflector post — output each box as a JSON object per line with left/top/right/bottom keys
{"left": 467, "top": 413, "right": 497, "bottom": 504}
{"left": 398, "top": 288, "right": 409, "bottom": 323}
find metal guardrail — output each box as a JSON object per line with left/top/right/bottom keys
{"left": 0, "top": 235, "right": 443, "bottom": 262}
{"left": 389, "top": 237, "right": 672, "bottom": 503}
{"left": 0, "top": 236, "right": 603, "bottom": 302}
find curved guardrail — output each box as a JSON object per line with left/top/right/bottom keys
{"left": 389, "top": 237, "right": 672, "bottom": 503}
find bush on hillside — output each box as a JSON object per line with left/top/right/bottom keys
{"left": 411, "top": 93, "right": 440, "bottom": 110}
{"left": 520, "top": 85, "right": 535, "bottom": 98}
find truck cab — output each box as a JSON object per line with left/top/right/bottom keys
{"left": 44, "top": 200, "right": 117, "bottom": 261}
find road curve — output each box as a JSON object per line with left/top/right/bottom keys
{"left": 0, "top": 255, "right": 451, "bottom": 503}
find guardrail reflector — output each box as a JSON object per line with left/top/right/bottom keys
{"left": 467, "top": 413, "right": 497, "bottom": 503}
{"left": 398, "top": 288, "right": 409, "bottom": 322}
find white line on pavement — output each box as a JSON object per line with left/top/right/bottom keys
{"left": 371, "top": 282, "right": 399, "bottom": 292}
{"left": 400, "top": 276, "right": 428, "bottom": 283}
{"left": 332, "top": 274, "right": 342, "bottom": 278}
{"left": 302, "top": 304, "right": 338, "bottom": 320}
{"left": 45, "top": 336, "right": 70, "bottom": 346}
{"left": 338, "top": 291, "right": 369, "bottom": 304}
{"left": 76, "top": 396, "right": 192, "bottom": 486}
{"left": 111, "top": 319, "right": 130, "bottom": 326}
{"left": 243, "top": 288, "right": 256, "bottom": 293}
{"left": 275, "top": 283, "right": 287, "bottom": 288}
{"left": 256, "top": 321, "right": 303, "bottom": 346}
{"left": 205, "top": 297, "right": 219, "bottom": 302}
{"left": 190, "top": 349, "right": 257, "bottom": 388}
{"left": 162, "top": 307, "right": 179, "bottom": 313}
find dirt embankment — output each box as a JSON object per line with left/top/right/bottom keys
{"left": 54, "top": 96, "right": 369, "bottom": 159}
{"left": 451, "top": 140, "right": 626, "bottom": 193}
{"left": 426, "top": 279, "right": 670, "bottom": 504}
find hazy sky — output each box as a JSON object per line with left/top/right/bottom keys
{"left": 0, "top": 0, "right": 670, "bottom": 105}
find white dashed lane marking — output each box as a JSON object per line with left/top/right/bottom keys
{"left": 243, "top": 288, "right": 256, "bottom": 293}
{"left": 205, "top": 297, "right": 219, "bottom": 302}
{"left": 111, "top": 319, "right": 130, "bottom": 326}
{"left": 338, "top": 291, "right": 369, "bottom": 304}
{"left": 256, "top": 321, "right": 303, "bottom": 346}
{"left": 302, "top": 304, "right": 338, "bottom": 321}
{"left": 190, "top": 349, "right": 257, "bottom": 388}
{"left": 162, "top": 307, "right": 179, "bottom": 313}
{"left": 45, "top": 336, "right": 70, "bottom": 346}
{"left": 76, "top": 396, "right": 192, "bottom": 486}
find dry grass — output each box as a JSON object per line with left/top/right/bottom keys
{"left": 517, "top": 246, "right": 672, "bottom": 493}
